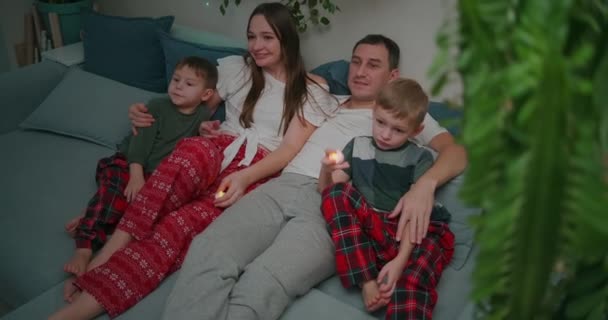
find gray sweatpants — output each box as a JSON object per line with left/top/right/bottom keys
{"left": 162, "top": 173, "right": 335, "bottom": 320}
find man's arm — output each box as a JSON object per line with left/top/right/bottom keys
{"left": 391, "top": 132, "right": 468, "bottom": 243}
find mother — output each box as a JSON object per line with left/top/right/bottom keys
{"left": 49, "top": 2, "right": 335, "bottom": 319}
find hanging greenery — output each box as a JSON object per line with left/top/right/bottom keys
{"left": 431, "top": 0, "right": 608, "bottom": 319}
{"left": 218, "top": 0, "right": 340, "bottom": 33}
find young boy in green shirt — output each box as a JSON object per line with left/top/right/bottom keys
{"left": 62, "top": 56, "right": 217, "bottom": 282}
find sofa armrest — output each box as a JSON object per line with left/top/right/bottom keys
{"left": 0, "top": 60, "right": 68, "bottom": 134}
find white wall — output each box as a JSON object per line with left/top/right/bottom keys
{"left": 100, "top": 0, "right": 459, "bottom": 99}
{"left": 0, "top": 0, "right": 35, "bottom": 71}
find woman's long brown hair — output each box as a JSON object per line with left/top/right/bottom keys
{"left": 240, "top": 2, "right": 319, "bottom": 135}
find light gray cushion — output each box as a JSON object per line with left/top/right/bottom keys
{"left": 0, "top": 131, "right": 113, "bottom": 307}
{"left": 19, "top": 67, "right": 162, "bottom": 149}
{"left": 435, "top": 173, "right": 481, "bottom": 269}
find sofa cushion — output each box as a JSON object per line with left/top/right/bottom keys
{"left": 19, "top": 67, "right": 162, "bottom": 149}
{"left": 82, "top": 11, "right": 174, "bottom": 92}
{"left": 0, "top": 131, "right": 113, "bottom": 307}
{"left": 159, "top": 31, "right": 247, "bottom": 85}
{"left": 310, "top": 59, "right": 350, "bottom": 95}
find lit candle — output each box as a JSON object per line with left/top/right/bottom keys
{"left": 215, "top": 191, "right": 225, "bottom": 199}
{"left": 328, "top": 150, "right": 344, "bottom": 164}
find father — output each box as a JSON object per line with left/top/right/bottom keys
{"left": 135, "top": 34, "right": 467, "bottom": 319}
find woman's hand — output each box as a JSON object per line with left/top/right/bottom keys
{"left": 198, "top": 120, "right": 221, "bottom": 137}
{"left": 213, "top": 171, "right": 252, "bottom": 208}
{"left": 124, "top": 175, "right": 145, "bottom": 202}
{"left": 129, "top": 103, "right": 155, "bottom": 135}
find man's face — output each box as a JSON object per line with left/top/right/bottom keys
{"left": 348, "top": 43, "right": 398, "bottom": 102}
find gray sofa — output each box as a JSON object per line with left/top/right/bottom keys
{"left": 0, "top": 57, "right": 479, "bottom": 320}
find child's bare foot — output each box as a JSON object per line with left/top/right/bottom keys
{"left": 63, "top": 249, "right": 93, "bottom": 276}
{"left": 86, "top": 229, "right": 132, "bottom": 271}
{"left": 64, "top": 214, "right": 83, "bottom": 237}
{"left": 361, "top": 280, "right": 388, "bottom": 312}
{"left": 62, "top": 276, "right": 81, "bottom": 303}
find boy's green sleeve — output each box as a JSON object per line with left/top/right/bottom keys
{"left": 341, "top": 138, "right": 355, "bottom": 178}
{"left": 126, "top": 101, "right": 163, "bottom": 167}
{"left": 412, "top": 149, "right": 435, "bottom": 182}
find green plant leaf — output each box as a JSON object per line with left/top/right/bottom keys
{"left": 320, "top": 17, "right": 329, "bottom": 25}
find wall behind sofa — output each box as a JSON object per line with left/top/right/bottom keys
{"left": 0, "top": 0, "right": 34, "bottom": 72}
{"left": 100, "top": 0, "right": 460, "bottom": 100}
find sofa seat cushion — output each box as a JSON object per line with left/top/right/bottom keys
{"left": 0, "top": 131, "right": 114, "bottom": 307}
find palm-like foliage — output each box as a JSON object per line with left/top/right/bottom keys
{"left": 431, "top": 0, "right": 608, "bottom": 319}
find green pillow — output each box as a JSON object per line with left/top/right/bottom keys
{"left": 20, "top": 67, "right": 162, "bottom": 148}
{"left": 82, "top": 11, "right": 174, "bottom": 92}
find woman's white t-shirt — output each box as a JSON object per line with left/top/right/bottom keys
{"left": 216, "top": 55, "right": 337, "bottom": 170}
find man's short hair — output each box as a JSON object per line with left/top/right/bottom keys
{"left": 174, "top": 56, "right": 219, "bottom": 89}
{"left": 353, "top": 34, "right": 400, "bottom": 70}
{"left": 377, "top": 78, "right": 428, "bottom": 127}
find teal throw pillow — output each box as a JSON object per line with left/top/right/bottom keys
{"left": 311, "top": 59, "right": 351, "bottom": 95}
{"left": 82, "top": 11, "right": 174, "bottom": 93}
{"left": 159, "top": 31, "right": 247, "bottom": 84}
{"left": 20, "top": 67, "right": 162, "bottom": 148}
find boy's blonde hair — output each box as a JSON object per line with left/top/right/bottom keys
{"left": 376, "top": 78, "right": 429, "bottom": 127}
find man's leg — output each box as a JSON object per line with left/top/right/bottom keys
{"left": 162, "top": 175, "right": 300, "bottom": 320}
{"left": 226, "top": 176, "right": 336, "bottom": 320}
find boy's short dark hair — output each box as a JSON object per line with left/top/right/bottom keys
{"left": 353, "top": 34, "right": 400, "bottom": 70}
{"left": 174, "top": 56, "right": 218, "bottom": 89}
{"left": 377, "top": 78, "right": 429, "bottom": 127}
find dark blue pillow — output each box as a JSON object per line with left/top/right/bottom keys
{"left": 159, "top": 31, "right": 247, "bottom": 85}
{"left": 310, "top": 59, "right": 351, "bottom": 95}
{"left": 82, "top": 12, "right": 174, "bottom": 93}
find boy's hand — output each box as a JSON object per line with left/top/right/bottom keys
{"left": 213, "top": 171, "right": 251, "bottom": 208}
{"left": 124, "top": 176, "right": 145, "bottom": 202}
{"left": 389, "top": 178, "right": 436, "bottom": 244}
{"left": 199, "top": 120, "right": 221, "bottom": 137}
{"left": 377, "top": 258, "right": 407, "bottom": 299}
{"left": 128, "top": 103, "right": 155, "bottom": 135}
{"left": 321, "top": 149, "right": 350, "bottom": 172}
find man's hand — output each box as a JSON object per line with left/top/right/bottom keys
{"left": 128, "top": 103, "right": 155, "bottom": 135}
{"left": 213, "top": 171, "right": 251, "bottom": 208}
{"left": 124, "top": 175, "right": 145, "bottom": 202}
{"left": 389, "top": 178, "right": 437, "bottom": 244}
{"left": 199, "top": 120, "right": 221, "bottom": 137}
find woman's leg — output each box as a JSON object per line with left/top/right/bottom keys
{"left": 48, "top": 291, "right": 104, "bottom": 320}
{"left": 87, "top": 137, "right": 224, "bottom": 271}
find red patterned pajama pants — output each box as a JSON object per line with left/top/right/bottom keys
{"left": 75, "top": 135, "right": 272, "bottom": 318}
{"left": 75, "top": 153, "right": 130, "bottom": 251}
{"left": 321, "top": 183, "right": 455, "bottom": 320}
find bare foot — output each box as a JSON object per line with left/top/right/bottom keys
{"left": 64, "top": 214, "right": 84, "bottom": 238}
{"left": 361, "top": 280, "right": 388, "bottom": 312}
{"left": 63, "top": 249, "right": 93, "bottom": 276}
{"left": 62, "top": 277, "right": 81, "bottom": 303}
{"left": 86, "top": 229, "right": 133, "bottom": 272}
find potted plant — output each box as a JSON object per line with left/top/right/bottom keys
{"left": 35, "top": 0, "right": 94, "bottom": 45}
{"left": 431, "top": 0, "right": 608, "bottom": 318}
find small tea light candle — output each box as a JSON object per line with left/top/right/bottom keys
{"left": 215, "top": 191, "right": 225, "bottom": 199}
{"left": 328, "top": 150, "right": 344, "bottom": 164}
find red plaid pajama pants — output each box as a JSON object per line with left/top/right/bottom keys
{"left": 75, "top": 153, "right": 131, "bottom": 251}
{"left": 75, "top": 135, "right": 273, "bottom": 318}
{"left": 321, "top": 182, "right": 455, "bottom": 320}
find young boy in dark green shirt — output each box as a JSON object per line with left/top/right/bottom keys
{"left": 62, "top": 56, "right": 218, "bottom": 284}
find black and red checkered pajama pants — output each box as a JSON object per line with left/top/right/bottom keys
{"left": 321, "top": 182, "right": 455, "bottom": 320}
{"left": 74, "top": 152, "right": 132, "bottom": 251}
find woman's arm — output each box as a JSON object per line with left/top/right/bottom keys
{"left": 214, "top": 116, "right": 317, "bottom": 207}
